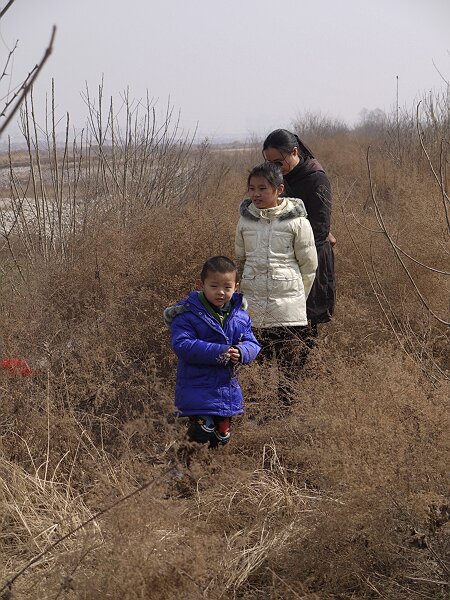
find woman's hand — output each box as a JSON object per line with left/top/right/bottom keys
{"left": 328, "top": 233, "right": 337, "bottom": 247}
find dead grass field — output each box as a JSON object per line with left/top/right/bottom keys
{"left": 0, "top": 100, "right": 448, "bottom": 599}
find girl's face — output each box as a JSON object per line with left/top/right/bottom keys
{"left": 262, "top": 146, "right": 300, "bottom": 175}
{"left": 248, "top": 175, "right": 283, "bottom": 210}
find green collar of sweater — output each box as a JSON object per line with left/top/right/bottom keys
{"left": 199, "top": 292, "right": 232, "bottom": 327}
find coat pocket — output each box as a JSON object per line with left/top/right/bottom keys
{"left": 240, "top": 271, "right": 256, "bottom": 297}
{"left": 269, "top": 268, "right": 301, "bottom": 297}
{"left": 243, "top": 231, "right": 258, "bottom": 254}
{"left": 270, "top": 231, "right": 294, "bottom": 255}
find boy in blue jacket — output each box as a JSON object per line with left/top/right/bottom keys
{"left": 164, "top": 256, "right": 261, "bottom": 447}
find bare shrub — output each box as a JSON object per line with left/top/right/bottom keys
{"left": 292, "top": 110, "right": 349, "bottom": 142}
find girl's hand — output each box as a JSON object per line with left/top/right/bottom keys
{"left": 328, "top": 232, "right": 337, "bottom": 247}
{"left": 228, "top": 347, "right": 241, "bottom": 364}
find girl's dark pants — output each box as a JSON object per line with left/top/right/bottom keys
{"left": 255, "top": 325, "right": 317, "bottom": 405}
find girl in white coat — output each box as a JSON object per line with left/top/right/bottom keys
{"left": 235, "top": 162, "right": 318, "bottom": 404}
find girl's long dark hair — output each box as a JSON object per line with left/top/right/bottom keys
{"left": 263, "top": 128, "right": 314, "bottom": 161}
{"left": 247, "top": 162, "right": 283, "bottom": 189}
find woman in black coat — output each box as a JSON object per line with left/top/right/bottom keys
{"left": 262, "top": 129, "right": 336, "bottom": 332}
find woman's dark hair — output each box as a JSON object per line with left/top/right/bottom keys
{"left": 262, "top": 128, "right": 314, "bottom": 161}
{"left": 200, "top": 256, "right": 237, "bottom": 282}
{"left": 247, "top": 162, "right": 283, "bottom": 189}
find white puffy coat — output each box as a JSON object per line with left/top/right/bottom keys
{"left": 235, "top": 197, "right": 318, "bottom": 328}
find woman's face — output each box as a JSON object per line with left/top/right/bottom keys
{"left": 263, "top": 146, "right": 300, "bottom": 175}
{"left": 248, "top": 175, "right": 283, "bottom": 210}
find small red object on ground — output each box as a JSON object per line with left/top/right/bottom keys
{"left": 1, "top": 358, "right": 33, "bottom": 377}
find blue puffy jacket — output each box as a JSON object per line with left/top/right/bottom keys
{"left": 164, "top": 291, "right": 261, "bottom": 417}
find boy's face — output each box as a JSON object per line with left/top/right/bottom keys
{"left": 199, "top": 271, "right": 238, "bottom": 308}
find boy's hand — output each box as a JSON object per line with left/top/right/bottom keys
{"left": 228, "top": 347, "right": 241, "bottom": 364}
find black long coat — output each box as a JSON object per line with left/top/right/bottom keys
{"left": 283, "top": 158, "right": 336, "bottom": 324}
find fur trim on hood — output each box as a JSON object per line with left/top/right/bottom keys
{"left": 239, "top": 197, "right": 307, "bottom": 222}
{"left": 163, "top": 304, "right": 188, "bottom": 327}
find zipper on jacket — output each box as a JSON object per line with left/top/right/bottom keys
{"left": 194, "top": 302, "right": 241, "bottom": 343}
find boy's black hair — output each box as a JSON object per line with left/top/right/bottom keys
{"left": 200, "top": 256, "right": 238, "bottom": 282}
{"left": 262, "top": 128, "right": 314, "bottom": 161}
{"left": 247, "top": 162, "right": 283, "bottom": 189}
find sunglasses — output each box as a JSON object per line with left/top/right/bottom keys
{"left": 269, "top": 159, "right": 284, "bottom": 167}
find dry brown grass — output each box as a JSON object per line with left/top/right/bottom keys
{"left": 0, "top": 93, "right": 448, "bottom": 599}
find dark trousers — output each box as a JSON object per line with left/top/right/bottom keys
{"left": 307, "top": 241, "right": 336, "bottom": 324}
{"left": 187, "top": 415, "right": 231, "bottom": 448}
{"left": 255, "top": 325, "right": 317, "bottom": 405}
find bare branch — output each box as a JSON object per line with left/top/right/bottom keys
{"left": 416, "top": 102, "right": 450, "bottom": 233}
{"left": 340, "top": 182, "right": 413, "bottom": 355}
{"left": 0, "top": 0, "right": 15, "bottom": 19}
{"left": 404, "top": 576, "right": 449, "bottom": 587}
{"left": 347, "top": 199, "right": 450, "bottom": 274}
{"left": 341, "top": 180, "right": 448, "bottom": 380}
{"left": 0, "top": 63, "right": 38, "bottom": 117}
{"left": 0, "top": 39, "right": 18, "bottom": 83}
{"left": 393, "top": 242, "right": 450, "bottom": 275}
{"left": 0, "top": 25, "right": 57, "bottom": 138}
{"left": 367, "top": 147, "right": 450, "bottom": 326}
{"left": 347, "top": 208, "right": 384, "bottom": 233}
{"left": 432, "top": 58, "right": 450, "bottom": 88}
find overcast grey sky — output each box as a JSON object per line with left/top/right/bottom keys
{"left": 1, "top": 0, "right": 449, "bottom": 142}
